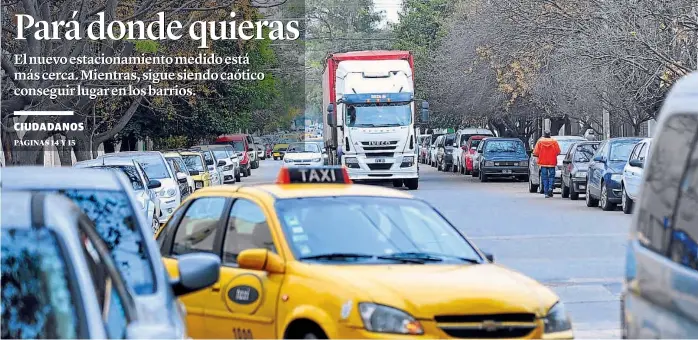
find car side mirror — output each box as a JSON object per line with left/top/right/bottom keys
{"left": 237, "top": 249, "right": 285, "bottom": 274}
{"left": 326, "top": 104, "right": 336, "bottom": 127}
{"left": 629, "top": 159, "right": 644, "bottom": 168}
{"left": 170, "top": 253, "right": 220, "bottom": 296}
{"left": 593, "top": 155, "right": 605, "bottom": 162}
{"left": 421, "top": 101, "right": 429, "bottom": 122}
{"left": 248, "top": 147, "right": 254, "bottom": 152}
{"left": 217, "top": 160, "right": 226, "bottom": 167}
{"left": 189, "top": 170, "right": 200, "bottom": 176}
{"left": 562, "top": 159, "right": 571, "bottom": 164}
{"left": 176, "top": 172, "right": 187, "bottom": 182}
{"left": 482, "top": 251, "right": 494, "bottom": 262}
{"left": 205, "top": 159, "right": 213, "bottom": 166}
{"left": 147, "top": 180, "right": 161, "bottom": 189}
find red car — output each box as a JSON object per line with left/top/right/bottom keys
{"left": 462, "top": 135, "right": 488, "bottom": 175}
{"left": 265, "top": 144, "right": 273, "bottom": 158}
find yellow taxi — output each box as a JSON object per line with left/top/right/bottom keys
{"left": 272, "top": 143, "right": 289, "bottom": 160}
{"left": 155, "top": 166, "right": 574, "bottom": 339}
{"left": 179, "top": 150, "right": 212, "bottom": 190}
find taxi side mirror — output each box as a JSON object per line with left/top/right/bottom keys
{"left": 484, "top": 252, "right": 494, "bottom": 262}
{"left": 237, "top": 249, "right": 285, "bottom": 274}
{"left": 171, "top": 253, "right": 220, "bottom": 296}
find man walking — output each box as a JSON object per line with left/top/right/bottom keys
{"left": 533, "top": 130, "right": 561, "bottom": 198}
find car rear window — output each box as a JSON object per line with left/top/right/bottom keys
{"left": 2, "top": 228, "right": 82, "bottom": 339}
{"left": 49, "top": 189, "right": 156, "bottom": 295}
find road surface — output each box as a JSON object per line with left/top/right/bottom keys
{"left": 249, "top": 159, "right": 627, "bottom": 338}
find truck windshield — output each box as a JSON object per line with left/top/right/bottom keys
{"left": 346, "top": 103, "right": 411, "bottom": 127}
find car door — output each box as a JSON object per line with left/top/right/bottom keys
{"left": 625, "top": 142, "right": 644, "bottom": 198}
{"left": 157, "top": 196, "right": 229, "bottom": 338}
{"left": 474, "top": 141, "right": 485, "bottom": 170}
{"left": 205, "top": 197, "right": 283, "bottom": 339}
{"left": 133, "top": 160, "right": 156, "bottom": 220}
{"left": 562, "top": 146, "right": 575, "bottom": 186}
{"left": 589, "top": 141, "right": 608, "bottom": 196}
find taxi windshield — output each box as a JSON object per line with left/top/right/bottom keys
{"left": 275, "top": 196, "right": 482, "bottom": 264}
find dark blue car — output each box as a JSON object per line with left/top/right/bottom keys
{"left": 476, "top": 138, "right": 529, "bottom": 182}
{"left": 586, "top": 137, "right": 643, "bottom": 210}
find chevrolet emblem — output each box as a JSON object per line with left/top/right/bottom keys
{"left": 481, "top": 320, "right": 499, "bottom": 332}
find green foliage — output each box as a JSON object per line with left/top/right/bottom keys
{"left": 133, "top": 40, "right": 159, "bottom": 53}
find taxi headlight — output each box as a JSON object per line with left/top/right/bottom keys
{"left": 611, "top": 173, "right": 622, "bottom": 182}
{"left": 485, "top": 161, "right": 494, "bottom": 167}
{"left": 358, "top": 303, "right": 423, "bottom": 335}
{"left": 575, "top": 171, "right": 587, "bottom": 178}
{"left": 544, "top": 302, "right": 572, "bottom": 334}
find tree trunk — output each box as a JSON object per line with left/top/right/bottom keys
{"left": 72, "top": 138, "right": 93, "bottom": 162}
{"left": 56, "top": 137, "right": 73, "bottom": 166}
{"left": 563, "top": 116, "right": 572, "bottom": 135}
{"left": 103, "top": 139, "right": 116, "bottom": 153}
{"left": 550, "top": 118, "right": 565, "bottom": 135}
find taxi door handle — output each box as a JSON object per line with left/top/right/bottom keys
{"left": 211, "top": 283, "right": 221, "bottom": 292}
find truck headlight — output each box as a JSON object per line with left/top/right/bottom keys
{"left": 403, "top": 156, "right": 414, "bottom": 163}
{"left": 345, "top": 157, "right": 358, "bottom": 164}
{"left": 544, "top": 302, "right": 572, "bottom": 334}
{"left": 575, "top": 171, "right": 587, "bottom": 178}
{"left": 358, "top": 303, "right": 423, "bottom": 335}
{"left": 312, "top": 158, "right": 322, "bottom": 162}
{"left": 611, "top": 174, "right": 622, "bottom": 182}
{"left": 485, "top": 161, "right": 494, "bottom": 167}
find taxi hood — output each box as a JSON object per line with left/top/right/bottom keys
{"left": 311, "top": 263, "right": 558, "bottom": 319}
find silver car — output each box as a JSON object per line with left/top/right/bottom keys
{"left": 75, "top": 158, "right": 162, "bottom": 232}
{"left": 2, "top": 167, "right": 221, "bottom": 339}
{"left": 528, "top": 135, "right": 586, "bottom": 193}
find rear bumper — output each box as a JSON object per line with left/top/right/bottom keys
{"left": 481, "top": 166, "right": 528, "bottom": 176}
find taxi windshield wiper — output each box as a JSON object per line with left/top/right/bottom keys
{"left": 299, "top": 253, "right": 374, "bottom": 261}
{"left": 384, "top": 252, "right": 481, "bottom": 264}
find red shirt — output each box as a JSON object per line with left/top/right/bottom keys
{"left": 533, "top": 138, "right": 561, "bottom": 167}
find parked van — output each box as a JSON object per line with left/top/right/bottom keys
{"left": 216, "top": 134, "right": 257, "bottom": 171}
{"left": 622, "top": 72, "right": 698, "bottom": 338}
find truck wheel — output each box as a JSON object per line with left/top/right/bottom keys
{"left": 392, "top": 179, "right": 403, "bottom": 188}
{"left": 405, "top": 178, "right": 418, "bottom": 190}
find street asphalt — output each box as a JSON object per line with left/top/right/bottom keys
{"left": 249, "top": 159, "right": 627, "bottom": 339}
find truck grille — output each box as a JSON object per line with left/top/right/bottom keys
{"left": 435, "top": 313, "right": 537, "bottom": 339}
{"left": 367, "top": 163, "right": 393, "bottom": 170}
{"left": 493, "top": 161, "right": 518, "bottom": 166}
{"left": 361, "top": 141, "right": 398, "bottom": 151}
{"left": 365, "top": 152, "right": 394, "bottom": 157}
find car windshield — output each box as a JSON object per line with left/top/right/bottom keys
{"left": 346, "top": 103, "right": 411, "bottom": 127}
{"left": 557, "top": 139, "right": 584, "bottom": 154}
{"left": 182, "top": 155, "right": 204, "bottom": 172}
{"left": 229, "top": 141, "right": 245, "bottom": 151}
{"left": 128, "top": 155, "right": 169, "bottom": 180}
{"left": 275, "top": 197, "right": 481, "bottom": 263}
{"left": 1, "top": 228, "right": 82, "bottom": 339}
{"left": 201, "top": 151, "right": 214, "bottom": 167}
{"left": 93, "top": 165, "right": 143, "bottom": 191}
{"left": 485, "top": 140, "right": 525, "bottom": 153}
{"left": 610, "top": 141, "right": 640, "bottom": 161}
{"left": 213, "top": 150, "right": 229, "bottom": 160}
{"left": 48, "top": 189, "right": 156, "bottom": 295}
{"left": 287, "top": 143, "right": 320, "bottom": 153}
{"left": 430, "top": 134, "right": 442, "bottom": 144}
{"left": 470, "top": 139, "right": 482, "bottom": 148}
{"left": 445, "top": 135, "right": 456, "bottom": 146}
{"left": 573, "top": 144, "right": 599, "bottom": 162}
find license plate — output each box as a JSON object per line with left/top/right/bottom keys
{"left": 502, "top": 170, "right": 512, "bottom": 174}
{"left": 375, "top": 158, "right": 386, "bottom": 163}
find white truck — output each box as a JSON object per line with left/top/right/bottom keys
{"left": 322, "top": 50, "right": 429, "bottom": 190}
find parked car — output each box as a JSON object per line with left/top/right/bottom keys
{"left": 622, "top": 72, "right": 698, "bottom": 339}
{"left": 528, "top": 135, "right": 586, "bottom": 193}
{"left": 97, "top": 151, "right": 184, "bottom": 223}
{"left": 560, "top": 141, "right": 601, "bottom": 200}
{"left": 1, "top": 191, "right": 139, "bottom": 339}
{"left": 436, "top": 133, "right": 457, "bottom": 172}
{"left": 454, "top": 128, "right": 495, "bottom": 174}
{"left": 475, "top": 137, "right": 529, "bottom": 182}
{"left": 164, "top": 152, "right": 195, "bottom": 197}
{"left": 265, "top": 144, "right": 273, "bottom": 158}
{"left": 471, "top": 137, "right": 488, "bottom": 176}
{"left": 462, "top": 135, "right": 489, "bottom": 175}
{"left": 253, "top": 136, "right": 266, "bottom": 160}
{"left": 430, "top": 135, "right": 444, "bottom": 167}
{"left": 2, "top": 167, "right": 222, "bottom": 339}
{"left": 192, "top": 145, "right": 237, "bottom": 184}
{"left": 585, "top": 137, "right": 643, "bottom": 210}
{"left": 75, "top": 157, "right": 162, "bottom": 232}
{"left": 212, "top": 144, "right": 242, "bottom": 182}
{"left": 621, "top": 138, "right": 652, "bottom": 214}
{"left": 215, "top": 134, "right": 254, "bottom": 174}
{"left": 179, "top": 150, "right": 212, "bottom": 190}
{"left": 195, "top": 148, "right": 223, "bottom": 185}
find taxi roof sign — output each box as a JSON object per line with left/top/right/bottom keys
{"left": 277, "top": 166, "right": 352, "bottom": 184}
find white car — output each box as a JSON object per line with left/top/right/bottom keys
{"left": 198, "top": 149, "right": 223, "bottom": 185}
{"left": 283, "top": 142, "right": 324, "bottom": 167}
{"left": 164, "top": 152, "right": 195, "bottom": 195}
{"left": 621, "top": 138, "right": 652, "bottom": 214}
{"left": 97, "top": 151, "right": 183, "bottom": 223}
